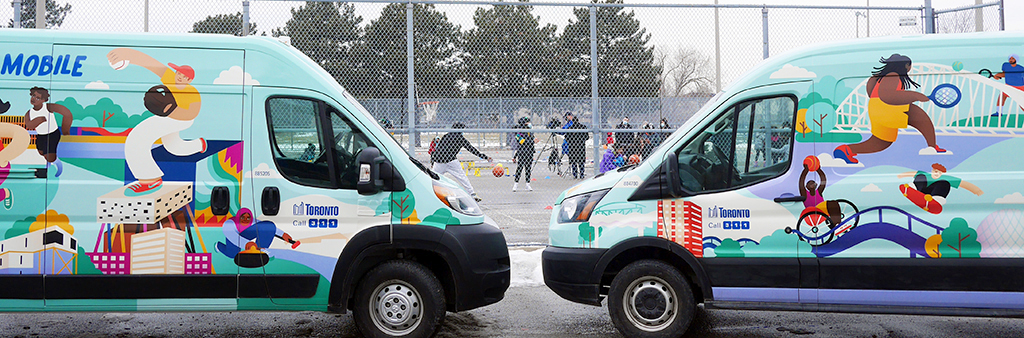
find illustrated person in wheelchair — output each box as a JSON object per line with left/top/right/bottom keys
{"left": 799, "top": 161, "right": 842, "bottom": 226}
{"left": 795, "top": 156, "right": 860, "bottom": 245}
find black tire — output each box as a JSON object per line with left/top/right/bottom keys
{"left": 608, "top": 260, "right": 695, "bottom": 338}
{"left": 352, "top": 260, "right": 446, "bottom": 338}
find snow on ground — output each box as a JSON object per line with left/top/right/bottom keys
{"left": 509, "top": 246, "right": 546, "bottom": 287}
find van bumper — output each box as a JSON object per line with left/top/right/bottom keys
{"left": 542, "top": 246, "right": 608, "bottom": 306}
{"left": 442, "top": 220, "right": 511, "bottom": 311}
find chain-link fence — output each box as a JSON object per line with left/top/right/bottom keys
{"left": 2, "top": 0, "right": 1008, "bottom": 242}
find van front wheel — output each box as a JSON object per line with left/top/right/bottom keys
{"left": 608, "top": 260, "right": 695, "bottom": 338}
{"left": 353, "top": 260, "right": 446, "bottom": 338}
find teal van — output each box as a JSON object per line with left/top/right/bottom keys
{"left": 543, "top": 31, "right": 1024, "bottom": 337}
{"left": 0, "top": 30, "right": 509, "bottom": 338}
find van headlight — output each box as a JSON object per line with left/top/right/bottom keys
{"left": 433, "top": 181, "right": 482, "bottom": 216}
{"left": 558, "top": 189, "right": 609, "bottom": 223}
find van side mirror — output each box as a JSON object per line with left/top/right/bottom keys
{"left": 357, "top": 147, "right": 405, "bottom": 195}
{"left": 663, "top": 152, "right": 684, "bottom": 198}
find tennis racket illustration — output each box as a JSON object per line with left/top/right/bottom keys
{"left": 928, "top": 83, "right": 961, "bottom": 108}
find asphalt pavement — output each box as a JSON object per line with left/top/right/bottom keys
{"left": 5, "top": 284, "right": 1024, "bottom": 338}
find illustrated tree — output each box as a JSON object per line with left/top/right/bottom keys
{"left": 272, "top": 2, "right": 366, "bottom": 97}
{"left": 360, "top": 3, "right": 463, "bottom": 99}
{"left": 559, "top": 0, "right": 662, "bottom": 98}
{"left": 578, "top": 222, "right": 602, "bottom": 247}
{"left": 938, "top": 217, "right": 982, "bottom": 258}
{"left": 714, "top": 238, "right": 745, "bottom": 258}
{"left": 463, "top": 3, "right": 558, "bottom": 98}
{"left": 190, "top": 12, "right": 260, "bottom": 37}
{"left": 7, "top": 0, "right": 71, "bottom": 28}
{"left": 390, "top": 189, "right": 418, "bottom": 224}
{"left": 58, "top": 97, "right": 151, "bottom": 130}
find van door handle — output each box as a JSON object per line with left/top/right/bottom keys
{"left": 211, "top": 186, "right": 230, "bottom": 215}
{"left": 262, "top": 187, "right": 280, "bottom": 216}
{"left": 773, "top": 195, "right": 805, "bottom": 203}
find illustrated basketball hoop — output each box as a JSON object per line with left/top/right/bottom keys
{"left": 419, "top": 100, "right": 439, "bottom": 123}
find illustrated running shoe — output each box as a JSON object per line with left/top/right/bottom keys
{"left": 833, "top": 144, "right": 859, "bottom": 164}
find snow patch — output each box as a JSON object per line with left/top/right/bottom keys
{"left": 509, "top": 246, "right": 545, "bottom": 287}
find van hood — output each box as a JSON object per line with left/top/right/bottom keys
{"left": 555, "top": 166, "right": 635, "bottom": 205}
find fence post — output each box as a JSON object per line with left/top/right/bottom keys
{"left": 242, "top": 1, "right": 250, "bottom": 36}
{"left": 714, "top": 0, "right": 720, "bottom": 92}
{"left": 406, "top": 2, "right": 417, "bottom": 154}
{"left": 590, "top": 6, "right": 601, "bottom": 175}
{"left": 762, "top": 7, "right": 769, "bottom": 59}
{"left": 923, "top": 0, "right": 935, "bottom": 34}
{"left": 12, "top": 0, "right": 21, "bottom": 29}
{"left": 999, "top": 0, "right": 1005, "bottom": 31}
{"left": 34, "top": 0, "right": 43, "bottom": 28}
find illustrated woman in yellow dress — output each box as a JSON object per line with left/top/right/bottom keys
{"left": 834, "top": 54, "right": 944, "bottom": 164}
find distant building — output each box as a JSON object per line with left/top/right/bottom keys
{"left": 0, "top": 227, "right": 78, "bottom": 274}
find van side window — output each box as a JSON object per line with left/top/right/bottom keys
{"left": 676, "top": 95, "right": 796, "bottom": 193}
{"left": 267, "top": 97, "right": 332, "bottom": 188}
{"left": 328, "top": 108, "right": 376, "bottom": 189}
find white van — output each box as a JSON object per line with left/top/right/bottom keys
{"left": 544, "top": 31, "right": 1024, "bottom": 337}
{"left": 0, "top": 30, "right": 509, "bottom": 338}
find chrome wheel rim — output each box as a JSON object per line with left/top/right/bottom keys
{"left": 369, "top": 279, "right": 423, "bottom": 336}
{"left": 623, "top": 276, "right": 677, "bottom": 332}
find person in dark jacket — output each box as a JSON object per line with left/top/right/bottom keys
{"left": 512, "top": 116, "right": 537, "bottom": 192}
{"left": 614, "top": 116, "right": 635, "bottom": 156}
{"left": 563, "top": 114, "right": 590, "bottom": 179}
{"left": 431, "top": 122, "right": 491, "bottom": 201}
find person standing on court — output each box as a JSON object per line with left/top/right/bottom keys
{"left": 563, "top": 113, "right": 590, "bottom": 179}
{"left": 614, "top": 116, "right": 635, "bottom": 156}
{"left": 431, "top": 122, "right": 491, "bottom": 202}
{"left": 512, "top": 116, "right": 538, "bottom": 192}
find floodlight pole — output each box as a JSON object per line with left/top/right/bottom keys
{"left": 924, "top": 0, "right": 935, "bottom": 34}
{"left": 144, "top": 0, "right": 149, "bottom": 32}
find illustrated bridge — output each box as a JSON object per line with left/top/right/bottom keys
{"left": 835, "top": 63, "right": 1024, "bottom": 137}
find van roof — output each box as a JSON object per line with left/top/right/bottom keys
{"left": 726, "top": 30, "right": 1024, "bottom": 93}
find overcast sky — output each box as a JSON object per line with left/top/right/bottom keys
{"left": 18, "top": 0, "right": 1021, "bottom": 88}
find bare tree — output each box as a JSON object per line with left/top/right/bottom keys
{"left": 936, "top": 9, "right": 975, "bottom": 34}
{"left": 655, "top": 46, "right": 715, "bottom": 97}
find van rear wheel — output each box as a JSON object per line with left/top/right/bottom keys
{"left": 353, "top": 260, "right": 445, "bottom": 338}
{"left": 608, "top": 260, "right": 695, "bottom": 338}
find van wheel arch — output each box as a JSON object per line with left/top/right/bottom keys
{"left": 328, "top": 225, "right": 461, "bottom": 313}
{"left": 594, "top": 237, "right": 713, "bottom": 303}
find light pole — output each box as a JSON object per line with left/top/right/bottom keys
{"left": 855, "top": 11, "right": 866, "bottom": 38}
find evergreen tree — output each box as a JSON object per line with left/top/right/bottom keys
{"left": 191, "top": 12, "right": 260, "bottom": 37}
{"left": 559, "top": 0, "right": 661, "bottom": 97}
{"left": 7, "top": 0, "right": 71, "bottom": 28}
{"left": 272, "top": 2, "right": 367, "bottom": 96}
{"left": 361, "top": 3, "right": 462, "bottom": 99}
{"left": 463, "top": 3, "right": 557, "bottom": 98}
